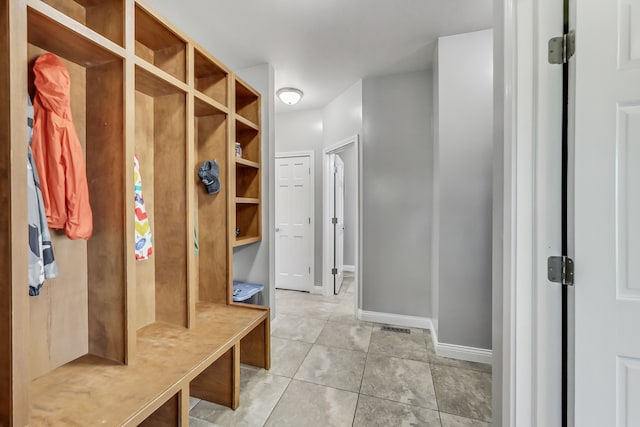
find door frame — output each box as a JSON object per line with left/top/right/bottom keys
{"left": 274, "top": 150, "right": 315, "bottom": 292}
{"left": 330, "top": 153, "right": 346, "bottom": 294}
{"left": 496, "top": 0, "right": 565, "bottom": 425}
{"left": 322, "top": 135, "right": 361, "bottom": 310}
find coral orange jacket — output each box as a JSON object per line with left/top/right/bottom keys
{"left": 31, "top": 53, "right": 93, "bottom": 240}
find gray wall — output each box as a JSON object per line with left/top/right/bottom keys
{"left": 233, "top": 64, "right": 276, "bottom": 312}
{"left": 435, "top": 30, "right": 493, "bottom": 349}
{"left": 362, "top": 70, "right": 433, "bottom": 317}
{"left": 432, "top": 45, "right": 440, "bottom": 334}
{"left": 275, "top": 109, "right": 324, "bottom": 286}
{"left": 323, "top": 81, "right": 363, "bottom": 148}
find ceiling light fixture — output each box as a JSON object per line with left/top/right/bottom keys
{"left": 277, "top": 87, "right": 304, "bottom": 105}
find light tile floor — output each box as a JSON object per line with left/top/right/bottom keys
{"left": 189, "top": 274, "right": 492, "bottom": 426}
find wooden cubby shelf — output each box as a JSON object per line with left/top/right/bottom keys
{"left": 135, "top": 3, "right": 187, "bottom": 83}
{"left": 236, "top": 164, "right": 260, "bottom": 199}
{"left": 26, "top": 0, "right": 128, "bottom": 376}
{"left": 38, "top": 0, "right": 125, "bottom": 47}
{"left": 237, "top": 197, "right": 260, "bottom": 204}
{"left": 195, "top": 91, "right": 228, "bottom": 116}
{"left": 234, "top": 203, "right": 260, "bottom": 245}
{"left": 234, "top": 236, "right": 262, "bottom": 247}
{"left": 230, "top": 75, "right": 261, "bottom": 248}
{"left": 194, "top": 47, "right": 229, "bottom": 107}
{"left": 235, "top": 118, "right": 260, "bottom": 163}
{"left": 1, "top": 0, "right": 266, "bottom": 425}
{"left": 235, "top": 78, "right": 259, "bottom": 125}
{"left": 27, "top": 5, "right": 124, "bottom": 67}
{"left": 236, "top": 157, "right": 260, "bottom": 169}
{"left": 134, "top": 64, "right": 189, "bottom": 329}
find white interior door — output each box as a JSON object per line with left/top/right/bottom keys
{"left": 572, "top": 1, "right": 640, "bottom": 425}
{"left": 334, "top": 155, "right": 345, "bottom": 294}
{"left": 275, "top": 156, "right": 312, "bottom": 291}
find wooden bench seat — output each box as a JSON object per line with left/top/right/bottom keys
{"left": 29, "top": 303, "right": 270, "bottom": 426}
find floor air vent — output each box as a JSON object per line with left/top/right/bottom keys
{"left": 381, "top": 326, "right": 410, "bottom": 334}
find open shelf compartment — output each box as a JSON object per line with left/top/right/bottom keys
{"left": 235, "top": 118, "right": 260, "bottom": 164}
{"left": 27, "top": 7, "right": 127, "bottom": 378}
{"left": 235, "top": 204, "right": 260, "bottom": 245}
{"left": 194, "top": 47, "right": 228, "bottom": 107}
{"left": 39, "top": 0, "right": 125, "bottom": 47}
{"left": 236, "top": 165, "right": 259, "bottom": 199}
{"left": 28, "top": 6, "right": 122, "bottom": 67}
{"left": 135, "top": 65, "right": 189, "bottom": 330}
{"left": 235, "top": 79, "right": 259, "bottom": 125}
{"left": 135, "top": 3, "right": 186, "bottom": 83}
{"left": 195, "top": 99, "right": 229, "bottom": 306}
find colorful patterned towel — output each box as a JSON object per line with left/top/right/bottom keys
{"left": 134, "top": 153, "right": 152, "bottom": 260}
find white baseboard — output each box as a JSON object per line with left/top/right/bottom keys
{"left": 358, "top": 310, "right": 492, "bottom": 365}
{"left": 358, "top": 310, "right": 432, "bottom": 330}
{"left": 343, "top": 265, "right": 355, "bottom": 272}
{"left": 435, "top": 342, "right": 492, "bottom": 365}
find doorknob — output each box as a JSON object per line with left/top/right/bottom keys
{"left": 275, "top": 227, "right": 280, "bottom": 232}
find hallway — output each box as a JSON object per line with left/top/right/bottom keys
{"left": 189, "top": 275, "right": 492, "bottom": 426}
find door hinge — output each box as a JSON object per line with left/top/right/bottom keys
{"left": 548, "top": 30, "right": 575, "bottom": 64}
{"left": 309, "top": 266, "right": 311, "bottom": 274}
{"left": 331, "top": 268, "right": 338, "bottom": 275}
{"left": 547, "top": 256, "right": 574, "bottom": 286}
{"left": 331, "top": 217, "right": 338, "bottom": 224}
{"left": 309, "top": 217, "right": 311, "bottom": 224}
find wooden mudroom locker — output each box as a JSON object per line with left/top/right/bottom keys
{"left": 0, "top": 0, "right": 269, "bottom": 424}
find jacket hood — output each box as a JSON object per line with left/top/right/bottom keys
{"left": 33, "top": 53, "right": 71, "bottom": 116}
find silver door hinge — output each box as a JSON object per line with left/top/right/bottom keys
{"left": 548, "top": 30, "right": 575, "bottom": 64}
{"left": 548, "top": 256, "right": 574, "bottom": 286}
{"left": 331, "top": 268, "right": 338, "bottom": 275}
{"left": 331, "top": 217, "right": 338, "bottom": 224}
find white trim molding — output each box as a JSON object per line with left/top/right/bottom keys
{"left": 275, "top": 150, "right": 315, "bottom": 159}
{"left": 342, "top": 265, "right": 355, "bottom": 272}
{"left": 358, "top": 310, "right": 432, "bottom": 330}
{"left": 436, "top": 342, "right": 493, "bottom": 365}
{"left": 323, "top": 134, "right": 361, "bottom": 318}
{"left": 359, "top": 309, "right": 493, "bottom": 365}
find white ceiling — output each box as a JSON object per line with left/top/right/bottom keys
{"left": 145, "top": 0, "right": 493, "bottom": 112}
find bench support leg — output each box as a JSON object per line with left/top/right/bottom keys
{"left": 190, "top": 344, "right": 240, "bottom": 409}
{"left": 180, "top": 386, "right": 190, "bottom": 426}
{"left": 138, "top": 392, "right": 180, "bottom": 426}
{"left": 240, "top": 316, "right": 271, "bottom": 370}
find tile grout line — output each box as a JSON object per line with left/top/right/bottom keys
{"left": 289, "top": 337, "right": 314, "bottom": 379}
{"left": 261, "top": 374, "right": 294, "bottom": 427}
{"left": 438, "top": 409, "right": 493, "bottom": 425}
